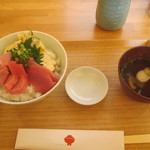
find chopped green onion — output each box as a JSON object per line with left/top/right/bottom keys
{"left": 7, "top": 37, "right": 44, "bottom": 67}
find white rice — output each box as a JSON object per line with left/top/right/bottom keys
{"left": 0, "top": 85, "right": 42, "bottom": 102}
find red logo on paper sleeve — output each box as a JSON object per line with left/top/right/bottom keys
{"left": 64, "top": 135, "right": 75, "bottom": 146}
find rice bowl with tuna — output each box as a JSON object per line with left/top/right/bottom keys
{"left": 0, "top": 31, "right": 67, "bottom": 104}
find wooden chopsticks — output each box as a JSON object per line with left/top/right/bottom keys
{"left": 125, "top": 134, "right": 150, "bottom": 144}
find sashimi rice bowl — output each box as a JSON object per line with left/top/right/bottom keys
{"left": 0, "top": 31, "right": 67, "bottom": 104}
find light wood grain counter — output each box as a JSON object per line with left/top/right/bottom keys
{"left": 0, "top": 0, "right": 150, "bottom": 149}
{"left": 0, "top": 40, "right": 150, "bottom": 150}
{"left": 0, "top": 0, "right": 150, "bottom": 41}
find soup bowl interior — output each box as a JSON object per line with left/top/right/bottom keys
{"left": 118, "top": 46, "right": 150, "bottom": 102}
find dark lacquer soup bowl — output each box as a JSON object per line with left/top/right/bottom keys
{"left": 118, "top": 46, "right": 150, "bottom": 102}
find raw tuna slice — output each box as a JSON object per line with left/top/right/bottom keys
{"left": 0, "top": 66, "right": 10, "bottom": 85}
{"left": 4, "top": 74, "right": 18, "bottom": 91}
{"left": 43, "top": 67, "right": 59, "bottom": 82}
{"left": 4, "top": 61, "right": 28, "bottom": 94}
{"left": 0, "top": 52, "right": 12, "bottom": 66}
{"left": 0, "top": 52, "right": 12, "bottom": 86}
{"left": 26, "top": 60, "right": 59, "bottom": 94}
{"left": 9, "top": 76, "right": 28, "bottom": 94}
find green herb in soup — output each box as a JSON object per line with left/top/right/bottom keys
{"left": 121, "top": 58, "right": 150, "bottom": 98}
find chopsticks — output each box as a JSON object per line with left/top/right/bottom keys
{"left": 125, "top": 134, "right": 150, "bottom": 144}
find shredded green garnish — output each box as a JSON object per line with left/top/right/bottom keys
{"left": 138, "top": 89, "right": 142, "bottom": 94}
{"left": 7, "top": 37, "right": 44, "bottom": 67}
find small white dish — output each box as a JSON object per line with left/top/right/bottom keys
{"left": 65, "top": 66, "right": 108, "bottom": 105}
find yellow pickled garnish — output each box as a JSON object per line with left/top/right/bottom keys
{"left": 42, "top": 51, "right": 56, "bottom": 72}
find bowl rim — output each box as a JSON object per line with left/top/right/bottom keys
{"left": 0, "top": 30, "right": 68, "bottom": 105}
{"left": 118, "top": 45, "right": 150, "bottom": 101}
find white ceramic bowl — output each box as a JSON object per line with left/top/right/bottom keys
{"left": 0, "top": 31, "right": 67, "bottom": 105}
{"left": 65, "top": 66, "right": 108, "bottom": 105}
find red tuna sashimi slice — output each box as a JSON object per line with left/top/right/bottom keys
{"left": 8, "top": 76, "right": 28, "bottom": 94}
{"left": 4, "top": 74, "right": 18, "bottom": 90}
{"left": 0, "top": 66, "right": 10, "bottom": 85}
{"left": 0, "top": 52, "right": 12, "bottom": 85}
{"left": 46, "top": 68, "right": 59, "bottom": 82}
{"left": 26, "top": 72, "right": 55, "bottom": 94}
{"left": 8, "top": 61, "right": 26, "bottom": 75}
{"left": 26, "top": 60, "right": 59, "bottom": 94}
{"left": 4, "top": 61, "right": 28, "bottom": 94}
{"left": 0, "top": 52, "right": 12, "bottom": 66}
{"left": 28, "top": 60, "right": 59, "bottom": 82}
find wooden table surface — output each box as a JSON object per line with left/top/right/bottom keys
{"left": 0, "top": 39, "right": 150, "bottom": 150}
{"left": 0, "top": 0, "right": 150, "bottom": 41}
{"left": 1, "top": 0, "right": 150, "bottom": 150}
